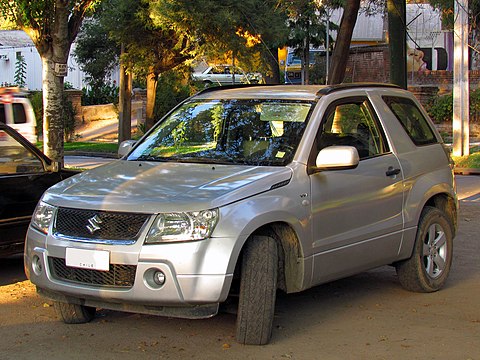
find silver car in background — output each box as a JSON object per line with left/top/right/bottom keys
{"left": 192, "top": 64, "right": 263, "bottom": 86}
{"left": 25, "top": 84, "right": 457, "bottom": 345}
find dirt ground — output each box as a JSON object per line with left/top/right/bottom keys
{"left": 1, "top": 176, "right": 479, "bottom": 360}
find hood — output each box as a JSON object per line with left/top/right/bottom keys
{"left": 43, "top": 160, "right": 293, "bottom": 213}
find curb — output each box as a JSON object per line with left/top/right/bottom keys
{"left": 454, "top": 168, "right": 480, "bottom": 175}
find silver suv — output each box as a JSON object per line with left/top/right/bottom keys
{"left": 25, "top": 84, "right": 457, "bottom": 345}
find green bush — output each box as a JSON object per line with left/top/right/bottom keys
{"left": 82, "top": 82, "right": 119, "bottom": 106}
{"left": 427, "top": 93, "right": 453, "bottom": 124}
{"left": 427, "top": 89, "right": 480, "bottom": 124}
{"left": 29, "top": 89, "right": 77, "bottom": 141}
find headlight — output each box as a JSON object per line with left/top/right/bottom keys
{"left": 145, "top": 209, "right": 219, "bottom": 243}
{"left": 31, "top": 201, "right": 56, "bottom": 234}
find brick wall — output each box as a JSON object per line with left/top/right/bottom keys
{"left": 341, "top": 45, "right": 480, "bottom": 92}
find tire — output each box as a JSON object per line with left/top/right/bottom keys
{"left": 54, "top": 301, "right": 96, "bottom": 324}
{"left": 395, "top": 206, "right": 453, "bottom": 292}
{"left": 236, "top": 235, "right": 278, "bottom": 345}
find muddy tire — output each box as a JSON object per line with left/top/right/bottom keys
{"left": 54, "top": 301, "right": 96, "bottom": 324}
{"left": 236, "top": 235, "right": 278, "bottom": 345}
{"left": 396, "top": 206, "right": 453, "bottom": 292}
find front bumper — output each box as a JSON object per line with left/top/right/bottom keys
{"left": 25, "top": 227, "right": 240, "bottom": 318}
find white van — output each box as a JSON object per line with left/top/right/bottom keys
{"left": 0, "top": 87, "right": 37, "bottom": 143}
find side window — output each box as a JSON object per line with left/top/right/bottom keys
{"left": 12, "top": 103, "right": 27, "bottom": 124}
{"left": 316, "top": 98, "right": 389, "bottom": 159}
{"left": 0, "top": 130, "right": 44, "bottom": 174}
{"left": 0, "top": 104, "right": 5, "bottom": 123}
{"left": 383, "top": 96, "right": 437, "bottom": 145}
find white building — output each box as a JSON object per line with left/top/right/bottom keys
{"left": 0, "top": 30, "right": 117, "bottom": 91}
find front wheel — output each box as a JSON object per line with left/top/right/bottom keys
{"left": 395, "top": 206, "right": 453, "bottom": 292}
{"left": 236, "top": 235, "right": 278, "bottom": 345}
{"left": 54, "top": 301, "right": 96, "bottom": 324}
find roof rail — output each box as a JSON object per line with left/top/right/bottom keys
{"left": 195, "top": 83, "right": 268, "bottom": 96}
{"left": 316, "top": 82, "right": 400, "bottom": 96}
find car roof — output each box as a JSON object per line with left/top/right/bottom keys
{"left": 193, "top": 83, "right": 400, "bottom": 101}
{"left": 194, "top": 85, "right": 325, "bottom": 101}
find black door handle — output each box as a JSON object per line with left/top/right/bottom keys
{"left": 386, "top": 166, "right": 401, "bottom": 177}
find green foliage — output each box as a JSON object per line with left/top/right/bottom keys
{"left": 74, "top": 17, "right": 119, "bottom": 89}
{"left": 285, "top": 0, "right": 328, "bottom": 51}
{"left": 427, "top": 92, "right": 453, "bottom": 124}
{"left": 151, "top": 0, "right": 289, "bottom": 75}
{"left": 81, "top": 83, "right": 119, "bottom": 106}
{"left": 14, "top": 54, "right": 27, "bottom": 87}
{"left": 29, "top": 88, "right": 78, "bottom": 141}
{"left": 309, "top": 57, "right": 327, "bottom": 84}
{"left": 453, "top": 152, "right": 480, "bottom": 169}
{"left": 29, "top": 91, "right": 43, "bottom": 136}
{"left": 63, "top": 93, "right": 77, "bottom": 142}
{"left": 427, "top": 89, "right": 480, "bottom": 124}
{"left": 154, "top": 69, "right": 194, "bottom": 121}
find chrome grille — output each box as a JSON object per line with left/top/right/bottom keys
{"left": 48, "top": 257, "right": 136, "bottom": 288}
{"left": 54, "top": 208, "right": 149, "bottom": 241}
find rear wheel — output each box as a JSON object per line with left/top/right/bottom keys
{"left": 396, "top": 206, "right": 453, "bottom": 292}
{"left": 54, "top": 301, "right": 96, "bottom": 324}
{"left": 235, "top": 235, "right": 278, "bottom": 345}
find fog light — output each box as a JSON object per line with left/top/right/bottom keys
{"left": 153, "top": 271, "right": 166, "bottom": 286}
{"left": 32, "top": 255, "right": 43, "bottom": 275}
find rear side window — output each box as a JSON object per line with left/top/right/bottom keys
{"left": 12, "top": 103, "right": 27, "bottom": 124}
{"left": 0, "top": 104, "right": 5, "bottom": 123}
{"left": 383, "top": 96, "right": 437, "bottom": 145}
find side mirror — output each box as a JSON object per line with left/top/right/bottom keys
{"left": 118, "top": 140, "right": 136, "bottom": 158}
{"left": 316, "top": 146, "right": 360, "bottom": 171}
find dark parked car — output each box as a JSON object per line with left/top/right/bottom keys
{"left": 0, "top": 122, "right": 78, "bottom": 256}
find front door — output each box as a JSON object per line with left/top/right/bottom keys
{"left": 309, "top": 96, "right": 404, "bottom": 285}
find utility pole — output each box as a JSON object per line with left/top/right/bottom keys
{"left": 453, "top": 0, "right": 469, "bottom": 156}
{"left": 387, "top": 0, "right": 407, "bottom": 89}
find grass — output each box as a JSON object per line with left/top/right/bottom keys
{"left": 64, "top": 142, "right": 119, "bottom": 153}
{"left": 37, "top": 142, "right": 119, "bottom": 154}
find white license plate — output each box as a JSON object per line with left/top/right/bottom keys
{"left": 65, "top": 248, "right": 110, "bottom": 271}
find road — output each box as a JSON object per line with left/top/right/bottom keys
{"left": 65, "top": 155, "right": 115, "bottom": 169}
{"left": 1, "top": 175, "right": 479, "bottom": 360}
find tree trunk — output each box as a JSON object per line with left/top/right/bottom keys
{"left": 265, "top": 47, "right": 280, "bottom": 84}
{"left": 42, "top": 57, "right": 65, "bottom": 165}
{"left": 388, "top": 0, "right": 407, "bottom": 88}
{"left": 328, "top": 0, "right": 361, "bottom": 85}
{"left": 118, "top": 44, "right": 132, "bottom": 144}
{"left": 145, "top": 71, "right": 158, "bottom": 131}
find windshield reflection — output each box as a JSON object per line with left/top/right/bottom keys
{"left": 127, "top": 99, "right": 314, "bottom": 166}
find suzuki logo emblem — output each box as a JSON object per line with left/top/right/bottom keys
{"left": 86, "top": 215, "right": 103, "bottom": 234}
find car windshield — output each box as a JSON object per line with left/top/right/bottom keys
{"left": 127, "top": 99, "right": 314, "bottom": 166}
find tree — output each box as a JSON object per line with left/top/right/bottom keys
{"left": 97, "top": 0, "right": 195, "bottom": 131}
{"left": 283, "top": 0, "right": 328, "bottom": 84}
{"left": 328, "top": 0, "right": 361, "bottom": 84}
{"left": 0, "top": 0, "right": 97, "bottom": 163}
{"left": 14, "top": 53, "right": 27, "bottom": 87}
{"left": 151, "top": 0, "right": 290, "bottom": 83}
{"left": 74, "top": 16, "right": 119, "bottom": 92}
